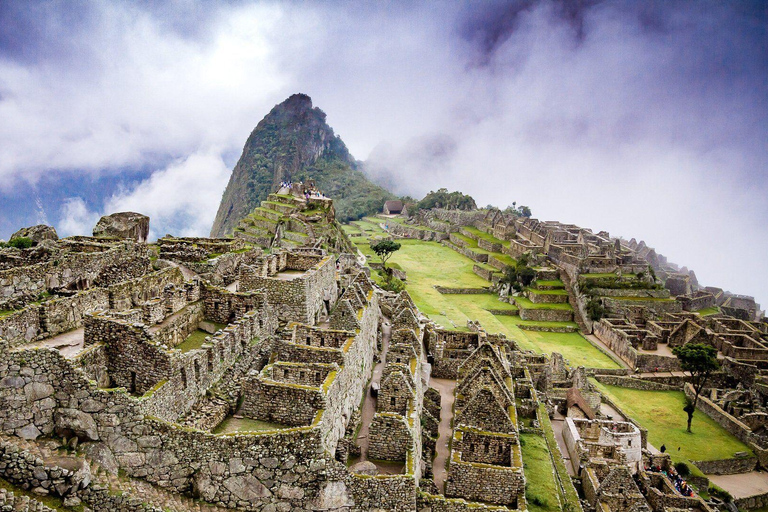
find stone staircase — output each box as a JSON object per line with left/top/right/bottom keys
{"left": 0, "top": 435, "right": 228, "bottom": 512}
{"left": 0, "top": 488, "right": 56, "bottom": 512}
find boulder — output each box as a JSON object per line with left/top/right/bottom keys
{"left": 10, "top": 224, "right": 58, "bottom": 244}
{"left": 93, "top": 212, "right": 149, "bottom": 242}
{"left": 349, "top": 460, "right": 378, "bottom": 476}
{"left": 223, "top": 474, "right": 272, "bottom": 500}
{"left": 54, "top": 408, "right": 99, "bottom": 441}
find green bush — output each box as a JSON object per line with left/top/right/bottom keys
{"left": 8, "top": 237, "right": 34, "bottom": 249}
{"left": 708, "top": 484, "right": 732, "bottom": 503}
{"left": 673, "top": 461, "right": 690, "bottom": 477}
{"left": 381, "top": 277, "right": 405, "bottom": 293}
{"left": 586, "top": 297, "right": 606, "bottom": 321}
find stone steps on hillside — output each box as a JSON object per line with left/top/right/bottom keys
{"left": 0, "top": 488, "right": 56, "bottom": 512}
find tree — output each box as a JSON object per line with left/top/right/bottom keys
{"left": 371, "top": 240, "right": 401, "bottom": 272}
{"left": 672, "top": 343, "right": 719, "bottom": 433}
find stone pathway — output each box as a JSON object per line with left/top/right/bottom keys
{"left": 163, "top": 260, "right": 198, "bottom": 281}
{"left": 354, "top": 318, "right": 391, "bottom": 462}
{"left": 431, "top": 377, "right": 457, "bottom": 493}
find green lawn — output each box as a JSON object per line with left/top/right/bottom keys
{"left": 528, "top": 288, "right": 568, "bottom": 296}
{"left": 592, "top": 381, "right": 752, "bottom": 462}
{"left": 496, "top": 316, "right": 619, "bottom": 368}
{"left": 515, "top": 297, "right": 573, "bottom": 310}
{"left": 533, "top": 280, "right": 565, "bottom": 288}
{"left": 696, "top": 307, "right": 720, "bottom": 317}
{"left": 177, "top": 330, "right": 211, "bottom": 352}
{"left": 521, "top": 433, "right": 561, "bottom": 512}
{"left": 348, "top": 228, "right": 620, "bottom": 369}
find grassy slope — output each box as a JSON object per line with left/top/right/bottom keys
{"left": 521, "top": 433, "right": 561, "bottom": 512}
{"left": 379, "top": 239, "right": 619, "bottom": 368}
{"left": 592, "top": 381, "right": 752, "bottom": 461}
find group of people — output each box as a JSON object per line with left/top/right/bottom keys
{"left": 278, "top": 180, "right": 325, "bottom": 200}
{"left": 645, "top": 463, "right": 695, "bottom": 497}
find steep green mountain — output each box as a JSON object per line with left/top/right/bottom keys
{"left": 211, "top": 93, "right": 394, "bottom": 237}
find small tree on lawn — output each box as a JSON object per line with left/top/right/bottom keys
{"left": 371, "top": 240, "right": 401, "bottom": 275}
{"left": 672, "top": 343, "right": 719, "bottom": 433}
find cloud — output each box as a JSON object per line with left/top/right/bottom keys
{"left": 106, "top": 149, "right": 231, "bottom": 239}
{"left": 1, "top": 0, "right": 767, "bottom": 306}
{"left": 58, "top": 149, "right": 230, "bottom": 240}
{"left": 59, "top": 197, "right": 100, "bottom": 237}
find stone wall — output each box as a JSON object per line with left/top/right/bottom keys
{"left": 368, "top": 413, "right": 413, "bottom": 461}
{"left": 518, "top": 306, "right": 573, "bottom": 323}
{"left": 240, "top": 254, "right": 336, "bottom": 324}
{"left": 445, "top": 460, "right": 524, "bottom": 507}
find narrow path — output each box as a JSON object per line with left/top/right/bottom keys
{"left": 355, "top": 318, "right": 391, "bottom": 461}
{"left": 551, "top": 410, "right": 577, "bottom": 476}
{"left": 431, "top": 377, "right": 457, "bottom": 493}
{"left": 24, "top": 328, "right": 85, "bottom": 358}
{"left": 163, "top": 260, "right": 198, "bottom": 281}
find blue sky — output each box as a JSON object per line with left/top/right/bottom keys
{"left": 0, "top": 0, "right": 766, "bottom": 306}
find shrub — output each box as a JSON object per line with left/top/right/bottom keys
{"left": 586, "top": 297, "right": 605, "bottom": 321}
{"left": 673, "top": 461, "right": 690, "bottom": 477}
{"left": 708, "top": 484, "right": 732, "bottom": 503}
{"left": 8, "top": 237, "right": 34, "bottom": 249}
{"left": 381, "top": 277, "right": 405, "bottom": 293}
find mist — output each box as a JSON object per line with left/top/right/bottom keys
{"left": 0, "top": 0, "right": 765, "bottom": 305}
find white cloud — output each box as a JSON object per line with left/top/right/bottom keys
{"left": 59, "top": 197, "right": 100, "bottom": 237}
{"left": 106, "top": 149, "right": 230, "bottom": 239}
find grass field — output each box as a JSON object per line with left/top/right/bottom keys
{"left": 592, "top": 381, "right": 752, "bottom": 462}
{"left": 520, "top": 433, "right": 560, "bottom": 512}
{"left": 374, "top": 238, "right": 620, "bottom": 368}
{"left": 696, "top": 307, "right": 720, "bottom": 317}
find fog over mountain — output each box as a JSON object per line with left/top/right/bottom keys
{"left": 0, "top": 1, "right": 765, "bottom": 305}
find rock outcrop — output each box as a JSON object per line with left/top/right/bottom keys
{"left": 10, "top": 224, "right": 58, "bottom": 244}
{"left": 93, "top": 212, "right": 149, "bottom": 242}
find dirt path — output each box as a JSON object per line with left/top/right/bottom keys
{"left": 708, "top": 471, "right": 768, "bottom": 498}
{"left": 551, "top": 410, "right": 577, "bottom": 476}
{"left": 355, "top": 318, "right": 391, "bottom": 461}
{"left": 431, "top": 377, "right": 457, "bottom": 493}
{"left": 163, "top": 260, "right": 198, "bottom": 281}
{"left": 24, "top": 328, "right": 85, "bottom": 358}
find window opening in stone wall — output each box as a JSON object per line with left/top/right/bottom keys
{"left": 208, "top": 351, "right": 213, "bottom": 371}
{"left": 181, "top": 367, "right": 187, "bottom": 388}
{"left": 129, "top": 371, "right": 136, "bottom": 393}
{"left": 194, "top": 359, "right": 201, "bottom": 382}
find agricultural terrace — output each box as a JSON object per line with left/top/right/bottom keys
{"left": 347, "top": 222, "right": 620, "bottom": 369}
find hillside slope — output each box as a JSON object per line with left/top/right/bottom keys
{"left": 211, "top": 93, "right": 394, "bottom": 237}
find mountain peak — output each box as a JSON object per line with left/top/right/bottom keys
{"left": 210, "top": 95, "right": 393, "bottom": 237}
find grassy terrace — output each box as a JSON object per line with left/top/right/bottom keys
{"left": 606, "top": 296, "right": 676, "bottom": 302}
{"left": 533, "top": 280, "right": 564, "bottom": 288}
{"left": 580, "top": 272, "right": 619, "bottom": 279}
{"left": 372, "top": 238, "right": 619, "bottom": 368}
{"left": 591, "top": 381, "right": 752, "bottom": 462}
{"left": 521, "top": 433, "right": 560, "bottom": 512}
{"left": 462, "top": 226, "right": 510, "bottom": 247}
{"left": 489, "top": 252, "right": 516, "bottom": 267}
{"left": 696, "top": 307, "right": 721, "bottom": 317}
{"left": 263, "top": 200, "right": 295, "bottom": 209}
{"left": 527, "top": 288, "right": 568, "bottom": 296}
{"left": 514, "top": 297, "right": 573, "bottom": 310}
{"left": 214, "top": 417, "right": 288, "bottom": 434}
